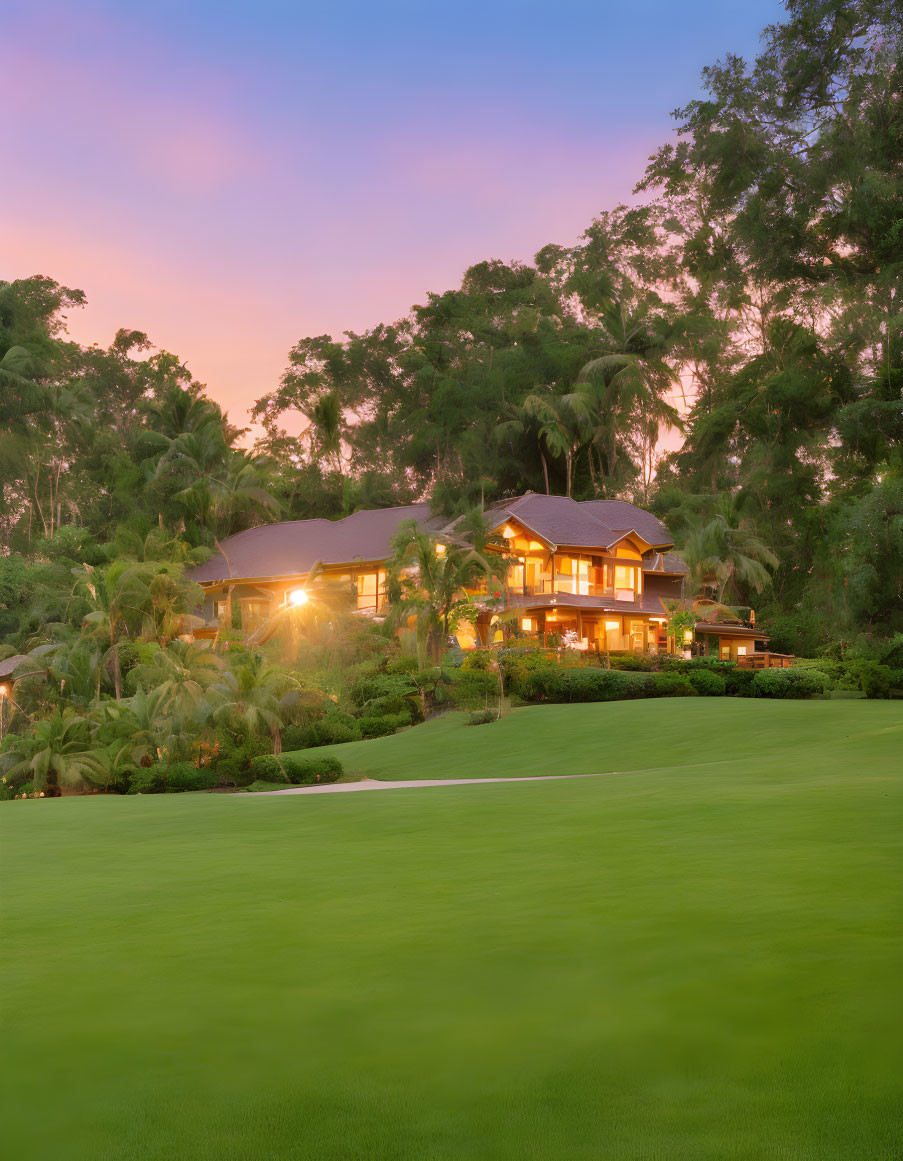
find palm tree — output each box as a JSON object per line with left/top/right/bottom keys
{"left": 94, "top": 687, "right": 172, "bottom": 775}
{"left": 1, "top": 710, "right": 107, "bottom": 794}
{"left": 571, "top": 298, "right": 682, "bottom": 494}
{"left": 73, "top": 560, "right": 157, "bottom": 699}
{"left": 206, "top": 655, "right": 298, "bottom": 754}
{"left": 130, "top": 640, "right": 223, "bottom": 717}
{"left": 682, "top": 496, "right": 779, "bottom": 603}
{"left": 386, "top": 518, "right": 507, "bottom": 665}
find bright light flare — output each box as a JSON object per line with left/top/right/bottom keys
{"left": 288, "top": 589, "right": 309, "bottom": 606}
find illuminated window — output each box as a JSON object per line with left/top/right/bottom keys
{"left": 507, "top": 564, "right": 525, "bottom": 591}
{"left": 614, "top": 565, "right": 635, "bottom": 590}
{"left": 520, "top": 617, "right": 533, "bottom": 632}
{"left": 737, "top": 646, "right": 747, "bottom": 656}
{"left": 356, "top": 571, "right": 386, "bottom": 610}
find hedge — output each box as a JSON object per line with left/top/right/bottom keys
{"left": 549, "top": 669, "right": 652, "bottom": 702}
{"left": 164, "top": 763, "right": 219, "bottom": 792}
{"left": 687, "top": 669, "right": 726, "bottom": 697}
{"left": 358, "top": 711, "right": 411, "bottom": 738}
{"left": 651, "top": 673, "right": 697, "bottom": 697}
{"left": 252, "top": 754, "right": 343, "bottom": 785}
{"left": 752, "top": 668, "right": 831, "bottom": 699}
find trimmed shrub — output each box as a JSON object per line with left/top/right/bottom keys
{"left": 609, "top": 652, "right": 658, "bottom": 672}
{"left": 283, "top": 754, "right": 343, "bottom": 785}
{"left": 844, "top": 660, "right": 893, "bottom": 699}
{"left": 688, "top": 669, "right": 726, "bottom": 697}
{"left": 468, "top": 709, "right": 496, "bottom": 725}
{"left": 551, "top": 668, "right": 651, "bottom": 703}
{"left": 249, "top": 756, "right": 290, "bottom": 783}
{"left": 721, "top": 667, "right": 757, "bottom": 697}
{"left": 243, "top": 780, "right": 289, "bottom": 794}
{"left": 164, "top": 763, "right": 219, "bottom": 792}
{"left": 753, "top": 668, "right": 831, "bottom": 699}
{"left": 252, "top": 753, "right": 343, "bottom": 785}
{"left": 651, "top": 673, "right": 697, "bottom": 698}
{"left": 357, "top": 711, "right": 410, "bottom": 738}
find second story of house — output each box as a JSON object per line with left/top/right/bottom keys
{"left": 479, "top": 493, "right": 688, "bottom": 610}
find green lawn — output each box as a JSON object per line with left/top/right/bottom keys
{"left": 2, "top": 701, "right": 901, "bottom": 1160}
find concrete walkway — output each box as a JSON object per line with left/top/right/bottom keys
{"left": 245, "top": 772, "right": 619, "bottom": 796}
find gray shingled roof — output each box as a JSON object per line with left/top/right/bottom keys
{"left": 190, "top": 504, "right": 432, "bottom": 583}
{"left": 487, "top": 494, "right": 617, "bottom": 548}
{"left": 578, "top": 500, "right": 673, "bottom": 547}
{"left": 191, "top": 495, "right": 678, "bottom": 585}
{"left": 486, "top": 493, "right": 673, "bottom": 550}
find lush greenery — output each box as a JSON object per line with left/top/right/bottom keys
{"left": 3, "top": 701, "right": 900, "bottom": 1159}
{"left": 1, "top": 0, "right": 901, "bottom": 779}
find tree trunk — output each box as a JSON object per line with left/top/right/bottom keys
{"left": 540, "top": 449, "right": 550, "bottom": 494}
{"left": 111, "top": 636, "right": 122, "bottom": 701}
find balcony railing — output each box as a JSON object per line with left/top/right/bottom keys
{"left": 509, "top": 580, "right": 639, "bottom": 601}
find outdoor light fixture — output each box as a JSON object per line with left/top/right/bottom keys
{"left": 683, "top": 629, "right": 694, "bottom": 643}
{"left": 0, "top": 685, "right": 6, "bottom": 698}
{"left": 288, "top": 589, "right": 309, "bottom": 606}
{"left": 435, "top": 543, "right": 447, "bottom": 556}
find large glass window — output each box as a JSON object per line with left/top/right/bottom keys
{"left": 614, "top": 564, "right": 642, "bottom": 600}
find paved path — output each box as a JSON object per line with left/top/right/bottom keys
{"left": 245, "top": 772, "right": 620, "bottom": 796}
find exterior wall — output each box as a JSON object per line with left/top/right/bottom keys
{"left": 715, "top": 635, "right": 756, "bottom": 661}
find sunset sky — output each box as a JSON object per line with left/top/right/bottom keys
{"left": 4, "top": 0, "right": 782, "bottom": 436}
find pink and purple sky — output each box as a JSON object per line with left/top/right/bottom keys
{"left": 4, "top": 1, "right": 782, "bottom": 438}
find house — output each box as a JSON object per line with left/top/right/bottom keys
{"left": 189, "top": 494, "right": 769, "bottom": 659}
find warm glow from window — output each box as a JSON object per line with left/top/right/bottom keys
{"left": 683, "top": 629, "right": 694, "bottom": 643}
{"left": 288, "top": 589, "right": 308, "bottom": 606}
{"left": 737, "top": 646, "right": 747, "bottom": 656}
{"left": 502, "top": 524, "right": 516, "bottom": 538}
{"left": 0, "top": 685, "right": 7, "bottom": 698}
{"left": 605, "top": 621, "right": 620, "bottom": 630}
{"left": 521, "top": 617, "right": 533, "bottom": 631}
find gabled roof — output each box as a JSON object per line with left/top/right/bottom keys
{"left": 486, "top": 493, "right": 672, "bottom": 551}
{"left": 190, "top": 504, "right": 432, "bottom": 584}
{"left": 578, "top": 499, "right": 673, "bottom": 548}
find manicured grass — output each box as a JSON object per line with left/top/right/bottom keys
{"left": 297, "top": 697, "right": 900, "bottom": 782}
{"left": 2, "top": 701, "right": 901, "bottom": 1160}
